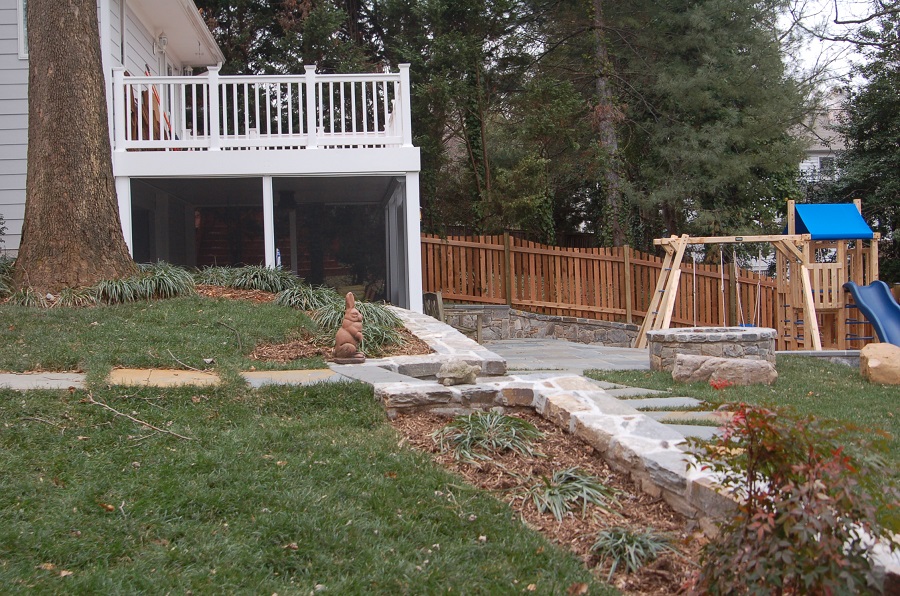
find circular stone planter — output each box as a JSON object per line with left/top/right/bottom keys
{"left": 647, "top": 326, "right": 777, "bottom": 372}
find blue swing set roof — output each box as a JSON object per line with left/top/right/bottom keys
{"left": 791, "top": 204, "right": 875, "bottom": 240}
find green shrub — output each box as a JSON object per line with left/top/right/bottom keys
{"left": 8, "top": 286, "right": 48, "bottom": 308}
{"left": 687, "top": 403, "right": 899, "bottom": 595}
{"left": 193, "top": 266, "right": 239, "bottom": 287}
{"left": 229, "top": 265, "right": 298, "bottom": 292}
{"left": 137, "top": 261, "right": 196, "bottom": 299}
{"left": 275, "top": 284, "right": 342, "bottom": 311}
{"left": 0, "top": 256, "right": 12, "bottom": 298}
{"left": 432, "top": 412, "right": 544, "bottom": 463}
{"left": 52, "top": 287, "right": 99, "bottom": 308}
{"left": 522, "top": 468, "right": 621, "bottom": 521}
{"left": 591, "top": 527, "right": 673, "bottom": 581}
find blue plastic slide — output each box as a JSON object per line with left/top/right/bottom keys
{"left": 843, "top": 281, "right": 900, "bottom": 347}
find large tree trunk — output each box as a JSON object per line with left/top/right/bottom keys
{"left": 14, "top": 0, "right": 136, "bottom": 294}
{"left": 593, "top": 0, "right": 626, "bottom": 247}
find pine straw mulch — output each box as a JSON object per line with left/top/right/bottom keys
{"left": 390, "top": 410, "right": 705, "bottom": 595}
{"left": 196, "top": 284, "right": 278, "bottom": 304}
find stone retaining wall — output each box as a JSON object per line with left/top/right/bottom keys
{"left": 647, "top": 326, "right": 777, "bottom": 372}
{"left": 443, "top": 305, "right": 638, "bottom": 347}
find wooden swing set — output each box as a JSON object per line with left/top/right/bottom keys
{"left": 635, "top": 200, "right": 880, "bottom": 351}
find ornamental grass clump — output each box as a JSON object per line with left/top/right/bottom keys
{"left": 52, "top": 287, "right": 99, "bottom": 308}
{"left": 8, "top": 286, "right": 47, "bottom": 308}
{"left": 432, "top": 412, "right": 544, "bottom": 463}
{"left": 275, "top": 284, "right": 342, "bottom": 311}
{"left": 137, "top": 262, "right": 196, "bottom": 299}
{"left": 193, "top": 265, "right": 239, "bottom": 287}
{"left": 687, "top": 403, "right": 900, "bottom": 595}
{"left": 0, "top": 256, "right": 12, "bottom": 298}
{"left": 523, "top": 467, "right": 621, "bottom": 521}
{"left": 229, "top": 265, "right": 298, "bottom": 293}
{"left": 591, "top": 527, "right": 673, "bottom": 581}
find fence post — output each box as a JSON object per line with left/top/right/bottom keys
{"left": 624, "top": 245, "right": 633, "bottom": 324}
{"left": 504, "top": 232, "right": 512, "bottom": 307}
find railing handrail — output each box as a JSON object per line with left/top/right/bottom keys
{"left": 113, "top": 65, "right": 412, "bottom": 152}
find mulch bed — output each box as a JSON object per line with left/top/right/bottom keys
{"left": 196, "top": 284, "right": 278, "bottom": 304}
{"left": 390, "top": 411, "right": 703, "bottom": 595}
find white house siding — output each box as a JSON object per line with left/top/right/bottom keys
{"left": 0, "top": 0, "right": 28, "bottom": 254}
{"left": 123, "top": 2, "right": 161, "bottom": 76}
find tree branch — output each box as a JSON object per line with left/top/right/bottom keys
{"left": 84, "top": 393, "right": 194, "bottom": 441}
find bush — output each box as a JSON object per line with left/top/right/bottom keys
{"left": 229, "top": 265, "right": 298, "bottom": 293}
{"left": 0, "top": 256, "right": 12, "bottom": 299}
{"left": 432, "top": 412, "right": 543, "bottom": 463}
{"left": 523, "top": 467, "right": 621, "bottom": 521}
{"left": 687, "top": 403, "right": 900, "bottom": 595}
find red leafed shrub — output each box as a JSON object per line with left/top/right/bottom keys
{"left": 709, "top": 379, "right": 734, "bottom": 390}
{"left": 687, "top": 403, "right": 899, "bottom": 595}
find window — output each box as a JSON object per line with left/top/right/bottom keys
{"left": 17, "top": 0, "right": 28, "bottom": 59}
{"left": 819, "top": 157, "right": 836, "bottom": 179}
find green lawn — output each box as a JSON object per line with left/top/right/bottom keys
{"left": 586, "top": 356, "right": 900, "bottom": 467}
{"left": 0, "top": 299, "right": 613, "bottom": 594}
{"left": 0, "top": 296, "right": 324, "bottom": 382}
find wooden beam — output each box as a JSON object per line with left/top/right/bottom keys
{"left": 800, "top": 264, "right": 823, "bottom": 350}
{"left": 653, "top": 235, "right": 689, "bottom": 332}
{"left": 654, "top": 234, "right": 808, "bottom": 246}
{"left": 635, "top": 237, "right": 680, "bottom": 348}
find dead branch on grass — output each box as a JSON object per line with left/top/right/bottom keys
{"left": 84, "top": 393, "right": 194, "bottom": 441}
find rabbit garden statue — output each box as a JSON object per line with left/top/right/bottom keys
{"left": 333, "top": 292, "right": 365, "bottom": 364}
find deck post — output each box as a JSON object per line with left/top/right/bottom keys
{"left": 405, "top": 172, "right": 423, "bottom": 312}
{"left": 113, "top": 68, "right": 127, "bottom": 152}
{"left": 304, "top": 66, "right": 318, "bottom": 149}
{"left": 115, "top": 177, "right": 133, "bottom": 256}
{"left": 398, "top": 64, "right": 414, "bottom": 148}
{"left": 262, "top": 176, "right": 276, "bottom": 267}
{"left": 207, "top": 66, "right": 221, "bottom": 151}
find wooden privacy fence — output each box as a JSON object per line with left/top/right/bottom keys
{"left": 421, "top": 233, "right": 778, "bottom": 329}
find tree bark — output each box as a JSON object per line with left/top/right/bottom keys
{"left": 593, "top": 0, "right": 625, "bottom": 247}
{"left": 14, "top": 0, "right": 136, "bottom": 294}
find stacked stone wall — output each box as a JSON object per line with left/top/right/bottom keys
{"left": 647, "top": 327, "right": 777, "bottom": 372}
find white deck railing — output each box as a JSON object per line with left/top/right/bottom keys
{"left": 112, "top": 65, "right": 413, "bottom": 152}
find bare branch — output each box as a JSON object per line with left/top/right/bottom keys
{"left": 84, "top": 393, "right": 194, "bottom": 441}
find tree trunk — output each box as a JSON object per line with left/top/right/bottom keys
{"left": 593, "top": 0, "right": 625, "bottom": 247}
{"left": 14, "top": 0, "right": 136, "bottom": 294}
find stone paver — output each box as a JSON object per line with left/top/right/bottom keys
{"left": 0, "top": 372, "right": 86, "bottom": 391}
{"left": 242, "top": 369, "right": 344, "bottom": 388}
{"left": 107, "top": 368, "right": 220, "bottom": 387}
{"left": 605, "top": 387, "right": 668, "bottom": 399}
{"left": 664, "top": 424, "right": 722, "bottom": 441}
{"left": 485, "top": 338, "right": 649, "bottom": 374}
{"left": 628, "top": 396, "right": 704, "bottom": 410}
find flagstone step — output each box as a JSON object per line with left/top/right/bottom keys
{"left": 0, "top": 372, "right": 86, "bottom": 391}
{"left": 628, "top": 396, "right": 704, "bottom": 410}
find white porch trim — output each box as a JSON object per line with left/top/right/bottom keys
{"left": 262, "top": 176, "right": 275, "bottom": 267}
{"left": 405, "top": 172, "right": 423, "bottom": 313}
{"left": 115, "top": 177, "right": 134, "bottom": 255}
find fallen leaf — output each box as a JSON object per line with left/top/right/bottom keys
{"left": 276, "top": 461, "right": 287, "bottom": 466}
{"left": 99, "top": 503, "right": 115, "bottom": 512}
{"left": 191, "top": 396, "right": 201, "bottom": 403}
{"left": 37, "top": 563, "right": 56, "bottom": 571}
{"left": 527, "top": 584, "right": 537, "bottom": 592}
{"left": 59, "top": 570, "right": 73, "bottom": 578}
{"left": 567, "top": 583, "right": 588, "bottom": 595}
{"left": 283, "top": 542, "right": 299, "bottom": 550}
{"left": 77, "top": 436, "right": 89, "bottom": 441}
{"left": 384, "top": 471, "right": 397, "bottom": 479}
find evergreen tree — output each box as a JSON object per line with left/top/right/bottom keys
{"left": 834, "top": 12, "right": 900, "bottom": 282}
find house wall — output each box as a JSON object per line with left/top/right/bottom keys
{"left": 0, "top": 0, "right": 28, "bottom": 254}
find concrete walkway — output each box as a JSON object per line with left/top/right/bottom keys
{"left": 484, "top": 338, "right": 650, "bottom": 374}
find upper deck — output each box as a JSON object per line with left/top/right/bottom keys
{"left": 111, "top": 64, "right": 419, "bottom": 178}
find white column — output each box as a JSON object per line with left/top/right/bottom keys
{"left": 405, "top": 172, "right": 423, "bottom": 312}
{"left": 99, "top": 0, "right": 113, "bottom": 149}
{"left": 116, "top": 177, "right": 134, "bottom": 256}
{"left": 398, "top": 64, "right": 413, "bottom": 148}
{"left": 304, "top": 65, "right": 318, "bottom": 149}
{"left": 262, "top": 176, "right": 275, "bottom": 267}
{"left": 113, "top": 68, "right": 127, "bottom": 152}
{"left": 207, "top": 67, "right": 221, "bottom": 151}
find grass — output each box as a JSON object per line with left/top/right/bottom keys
{"left": 0, "top": 382, "right": 611, "bottom": 593}
{"left": 591, "top": 527, "right": 673, "bottom": 581}
{"left": 522, "top": 468, "right": 621, "bottom": 521}
{"left": 0, "top": 296, "right": 323, "bottom": 381}
{"left": 585, "top": 355, "right": 900, "bottom": 466}
{"left": 0, "top": 297, "right": 614, "bottom": 592}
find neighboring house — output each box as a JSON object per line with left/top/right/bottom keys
{"left": 799, "top": 90, "right": 846, "bottom": 182}
{"left": 0, "top": 0, "right": 423, "bottom": 310}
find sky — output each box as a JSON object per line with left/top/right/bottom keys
{"left": 786, "top": 0, "right": 875, "bottom": 84}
